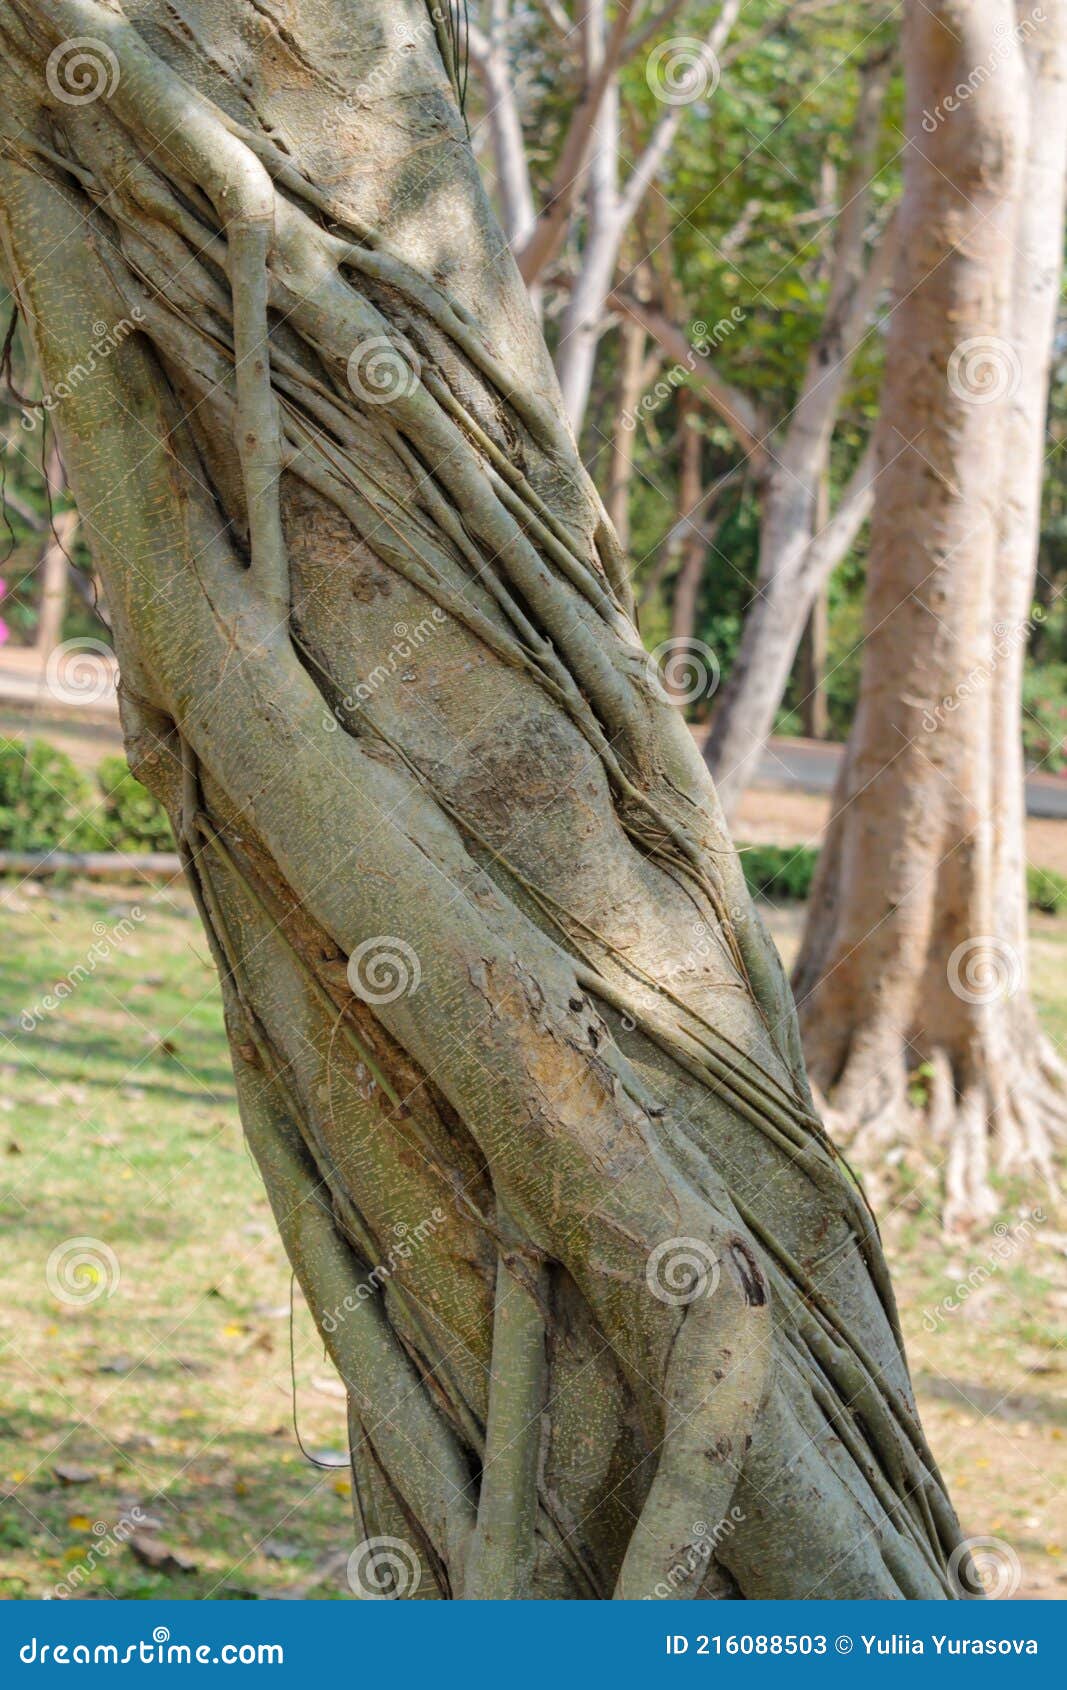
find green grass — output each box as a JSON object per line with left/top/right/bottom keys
{"left": 0, "top": 877, "right": 353, "bottom": 1600}
{"left": 2, "top": 878, "right": 1066, "bottom": 1600}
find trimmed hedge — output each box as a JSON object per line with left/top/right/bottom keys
{"left": 0, "top": 738, "right": 173, "bottom": 854}
{"left": 739, "top": 840, "right": 1065, "bottom": 915}
{"left": 737, "top": 842, "right": 818, "bottom": 901}
{"left": 2, "top": 739, "right": 1063, "bottom": 911}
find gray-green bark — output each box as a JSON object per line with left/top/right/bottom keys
{"left": 0, "top": 0, "right": 966, "bottom": 1598}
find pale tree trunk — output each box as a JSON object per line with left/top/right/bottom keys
{"left": 554, "top": 0, "right": 741, "bottom": 432}
{"left": 793, "top": 0, "right": 1067, "bottom": 1233}
{"left": 34, "top": 443, "right": 78, "bottom": 662}
{"left": 0, "top": 0, "right": 967, "bottom": 1598}
{"left": 604, "top": 315, "right": 647, "bottom": 550}
{"left": 703, "top": 54, "right": 895, "bottom": 819}
{"left": 664, "top": 390, "right": 706, "bottom": 703}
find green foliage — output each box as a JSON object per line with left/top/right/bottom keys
{"left": 0, "top": 738, "right": 170, "bottom": 854}
{"left": 740, "top": 838, "right": 1067, "bottom": 914}
{"left": 0, "top": 737, "right": 96, "bottom": 852}
{"left": 1027, "top": 862, "right": 1067, "bottom": 915}
{"left": 737, "top": 841, "right": 818, "bottom": 900}
{"left": 95, "top": 753, "right": 174, "bottom": 851}
{"left": 1022, "top": 663, "right": 1067, "bottom": 773}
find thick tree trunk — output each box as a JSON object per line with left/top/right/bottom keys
{"left": 0, "top": 0, "right": 966, "bottom": 1597}
{"left": 793, "top": 0, "right": 1067, "bottom": 1232}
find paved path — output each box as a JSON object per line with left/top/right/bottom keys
{"left": 747, "top": 734, "right": 1067, "bottom": 821}
{"left": 4, "top": 651, "right": 1064, "bottom": 819}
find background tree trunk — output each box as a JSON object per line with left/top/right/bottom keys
{"left": 0, "top": 0, "right": 966, "bottom": 1598}
{"left": 792, "top": 0, "right": 1067, "bottom": 1232}
{"left": 33, "top": 441, "right": 77, "bottom": 661}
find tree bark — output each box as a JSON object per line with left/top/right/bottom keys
{"left": 793, "top": 0, "right": 1067, "bottom": 1232}
{"left": 604, "top": 316, "right": 647, "bottom": 553}
{"left": 0, "top": 0, "right": 966, "bottom": 1597}
{"left": 33, "top": 441, "right": 77, "bottom": 661}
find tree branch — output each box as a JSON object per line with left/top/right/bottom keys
{"left": 607, "top": 285, "right": 769, "bottom": 462}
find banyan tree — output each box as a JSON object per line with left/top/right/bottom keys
{"left": 0, "top": 0, "right": 970, "bottom": 1599}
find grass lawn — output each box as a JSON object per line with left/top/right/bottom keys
{"left": 0, "top": 876, "right": 353, "bottom": 1599}
{"left": 0, "top": 879, "right": 1065, "bottom": 1600}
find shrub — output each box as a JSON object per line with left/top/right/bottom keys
{"left": 739, "top": 841, "right": 1065, "bottom": 915}
{"left": 0, "top": 738, "right": 97, "bottom": 852}
{"left": 1027, "top": 862, "right": 1067, "bottom": 915}
{"left": 0, "top": 739, "right": 171, "bottom": 855}
{"left": 737, "top": 842, "right": 818, "bottom": 900}
{"left": 95, "top": 755, "right": 173, "bottom": 852}
{"left": 1022, "top": 664, "right": 1067, "bottom": 773}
